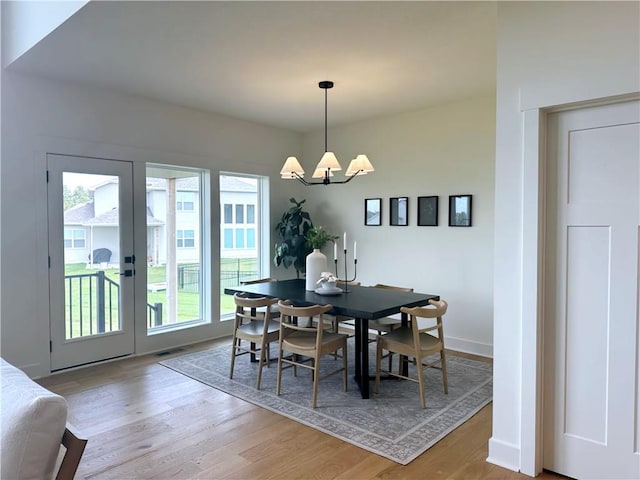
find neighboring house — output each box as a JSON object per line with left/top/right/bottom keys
{"left": 63, "top": 175, "right": 257, "bottom": 265}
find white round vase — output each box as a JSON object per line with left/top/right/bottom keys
{"left": 305, "top": 249, "right": 327, "bottom": 291}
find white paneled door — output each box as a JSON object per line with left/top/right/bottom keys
{"left": 544, "top": 100, "right": 640, "bottom": 479}
{"left": 48, "top": 154, "right": 135, "bottom": 370}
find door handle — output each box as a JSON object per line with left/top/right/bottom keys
{"left": 119, "top": 269, "right": 134, "bottom": 277}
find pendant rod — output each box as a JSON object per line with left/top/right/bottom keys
{"left": 324, "top": 84, "right": 328, "bottom": 152}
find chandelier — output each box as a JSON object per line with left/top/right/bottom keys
{"left": 280, "top": 81, "right": 374, "bottom": 185}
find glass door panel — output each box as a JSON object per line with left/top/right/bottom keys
{"left": 48, "top": 154, "right": 134, "bottom": 370}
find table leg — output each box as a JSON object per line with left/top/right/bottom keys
{"left": 353, "top": 318, "right": 370, "bottom": 399}
{"left": 400, "top": 311, "right": 409, "bottom": 376}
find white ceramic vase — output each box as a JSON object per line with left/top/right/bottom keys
{"left": 305, "top": 249, "right": 327, "bottom": 291}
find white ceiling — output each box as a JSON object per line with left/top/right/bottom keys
{"left": 8, "top": 1, "right": 497, "bottom": 133}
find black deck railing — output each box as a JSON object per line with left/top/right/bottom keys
{"left": 65, "top": 271, "right": 120, "bottom": 338}
{"left": 65, "top": 272, "right": 163, "bottom": 335}
{"left": 65, "top": 260, "right": 259, "bottom": 334}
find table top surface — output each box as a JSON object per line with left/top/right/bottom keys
{"left": 224, "top": 279, "right": 439, "bottom": 319}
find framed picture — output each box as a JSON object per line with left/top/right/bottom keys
{"left": 417, "top": 196, "right": 439, "bottom": 226}
{"left": 364, "top": 198, "right": 382, "bottom": 226}
{"left": 390, "top": 197, "right": 409, "bottom": 226}
{"left": 449, "top": 194, "right": 472, "bottom": 227}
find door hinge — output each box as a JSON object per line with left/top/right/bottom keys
{"left": 49, "top": 341, "right": 52, "bottom": 353}
{"left": 48, "top": 256, "right": 51, "bottom": 268}
{"left": 46, "top": 170, "right": 49, "bottom": 182}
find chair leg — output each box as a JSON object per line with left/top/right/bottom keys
{"left": 256, "top": 339, "right": 267, "bottom": 389}
{"left": 276, "top": 346, "right": 283, "bottom": 396}
{"left": 266, "top": 343, "right": 271, "bottom": 368}
{"left": 229, "top": 336, "right": 238, "bottom": 379}
{"left": 342, "top": 343, "right": 348, "bottom": 391}
{"left": 416, "top": 356, "right": 426, "bottom": 409}
{"left": 293, "top": 354, "right": 298, "bottom": 377}
{"left": 440, "top": 350, "right": 449, "bottom": 394}
{"left": 375, "top": 339, "right": 383, "bottom": 394}
{"left": 312, "top": 357, "right": 320, "bottom": 408}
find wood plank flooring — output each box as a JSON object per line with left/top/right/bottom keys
{"left": 38, "top": 339, "right": 564, "bottom": 479}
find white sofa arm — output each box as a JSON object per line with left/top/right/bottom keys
{"left": 1, "top": 358, "right": 68, "bottom": 479}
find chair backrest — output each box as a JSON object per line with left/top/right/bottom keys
{"left": 233, "top": 293, "right": 278, "bottom": 323}
{"left": 240, "top": 277, "right": 275, "bottom": 285}
{"left": 401, "top": 299, "right": 448, "bottom": 348}
{"left": 277, "top": 300, "right": 333, "bottom": 339}
{"left": 373, "top": 283, "right": 413, "bottom": 292}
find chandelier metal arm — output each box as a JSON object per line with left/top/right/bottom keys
{"left": 291, "top": 169, "right": 363, "bottom": 186}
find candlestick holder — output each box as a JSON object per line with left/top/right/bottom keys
{"left": 335, "top": 249, "right": 357, "bottom": 292}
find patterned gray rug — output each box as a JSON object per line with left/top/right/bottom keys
{"left": 160, "top": 340, "right": 492, "bottom": 465}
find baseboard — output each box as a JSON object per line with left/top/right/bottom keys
{"left": 445, "top": 336, "right": 493, "bottom": 358}
{"left": 17, "top": 363, "right": 43, "bottom": 379}
{"left": 487, "top": 437, "right": 520, "bottom": 472}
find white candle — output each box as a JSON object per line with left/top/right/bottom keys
{"left": 333, "top": 242, "right": 337, "bottom": 260}
{"left": 343, "top": 232, "right": 347, "bottom": 250}
{"left": 354, "top": 241, "right": 357, "bottom": 260}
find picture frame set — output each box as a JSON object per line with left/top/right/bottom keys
{"left": 364, "top": 194, "right": 472, "bottom": 227}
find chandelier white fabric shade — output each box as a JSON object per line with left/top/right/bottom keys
{"left": 345, "top": 154, "right": 375, "bottom": 177}
{"left": 280, "top": 156, "right": 305, "bottom": 177}
{"left": 316, "top": 151, "right": 341, "bottom": 171}
{"left": 280, "top": 81, "right": 374, "bottom": 186}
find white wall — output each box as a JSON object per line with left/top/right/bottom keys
{"left": 0, "top": 71, "right": 300, "bottom": 377}
{"left": 1, "top": 0, "right": 88, "bottom": 67}
{"left": 291, "top": 96, "right": 496, "bottom": 357}
{"left": 491, "top": 1, "right": 640, "bottom": 474}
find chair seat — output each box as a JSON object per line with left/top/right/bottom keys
{"left": 236, "top": 319, "right": 280, "bottom": 339}
{"left": 381, "top": 327, "right": 441, "bottom": 351}
{"left": 369, "top": 316, "right": 401, "bottom": 332}
{"left": 283, "top": 331, "right": 348, "bottom": 352}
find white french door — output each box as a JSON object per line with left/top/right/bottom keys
{"left": 543, "top": 100, "right": 640, "bottom": 479}
{"left": 48, "top": 154, "right": 135, "bottom": 370}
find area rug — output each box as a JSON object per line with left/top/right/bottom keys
{"left": 160, "top": 340, "right": 492, "bottom": 465}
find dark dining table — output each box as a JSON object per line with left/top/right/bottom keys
{"left": 224, "top": 278, "right": 439, "bottom": 399}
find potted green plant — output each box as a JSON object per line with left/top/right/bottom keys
{"left": 305, "top": 226, "right": 338, "bottom": 250}
{"left": 273, "top": 198, "right": 314, "bottom": 278}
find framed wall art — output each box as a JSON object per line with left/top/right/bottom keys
{"left": 417, "top": 196, "right": 438, "bottom": 226}
{"left": 364, "top": 198, "right": 382, "bottom": 226}
{"left": 390, "top": 197, "right": 409, "bottom": 226}
{"left": 449, "top": 194, "right": 472, "bottom": 227}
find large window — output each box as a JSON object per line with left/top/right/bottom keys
{"left": 220, "top": 174, "right": 267, "bottom": 318}
{"left": 146, "top": 165, "right": 208, "bottom": 332}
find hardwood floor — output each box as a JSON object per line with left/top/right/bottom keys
{"left": 38, "top": 339, "right": 563, "bottom": 479}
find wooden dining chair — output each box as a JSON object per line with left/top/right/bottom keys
{"left": 368, "top": 283, "right": 414, "bottom": 370}
{"left": 374, "top": 299, "right": 448, "bottom": 408}
{"left": 276, "top": 300, "right": 348, "bottom": 408}
{"left": 229, "top": 293, "right": 280, "bottom": 389}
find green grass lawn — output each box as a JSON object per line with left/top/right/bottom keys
{"left": 63, "top": 259, "right": 258, "bottom": 338}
